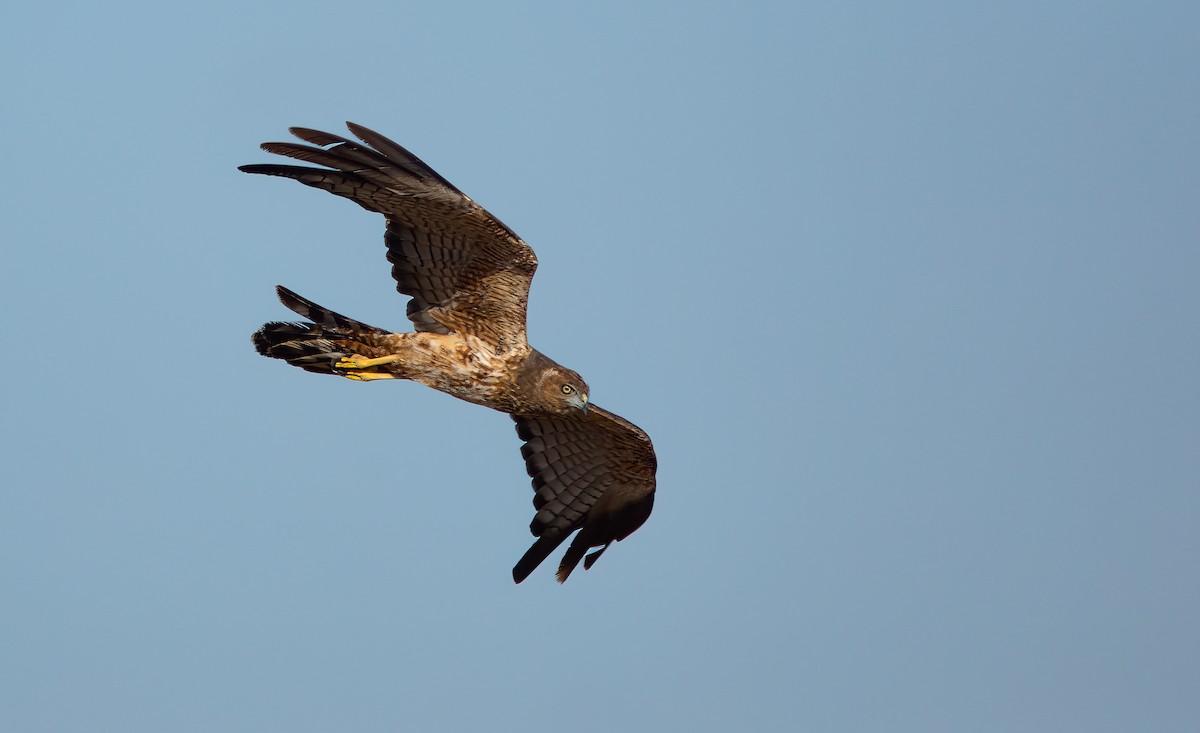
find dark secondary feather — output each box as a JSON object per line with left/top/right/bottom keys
{"left": 511, "top": 405, "right": 657, "bottom": 583}
{"left": 238, "top": 123, "right": 538, "bottom": 350}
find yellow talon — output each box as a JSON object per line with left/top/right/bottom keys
{"left": 336, "top": 355, "right": 401, "bottom": 370}
{"left": 342, "top": 372, "right": 395, "bottom": 382}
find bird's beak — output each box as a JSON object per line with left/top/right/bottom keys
{"left": 578, "top": 392, "right": 589, "bottom": 415}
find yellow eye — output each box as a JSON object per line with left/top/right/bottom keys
{"left": 561, "top": 384, "right": 574, "bottom": 395}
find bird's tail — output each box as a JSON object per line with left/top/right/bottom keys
{"left": 252, "top": 285, "right": 389, "bottom": 375}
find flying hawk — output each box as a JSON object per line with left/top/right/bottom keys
{"left": 244, "top": 123, "right": 656, "bottom": 583}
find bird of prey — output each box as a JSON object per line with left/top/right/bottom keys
{"left": 243, "top": 123, "right": 656, "bottom": 583}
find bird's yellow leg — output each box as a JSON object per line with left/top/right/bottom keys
{"left": 335, "top": 354, "right": 402, "bottom": 370}
{"left": 342, "top": 372, "right": 396, "bottom": 382}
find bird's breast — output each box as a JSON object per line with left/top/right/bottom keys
{"left": 409, "top": 333, "right": 527, "bottom": 412}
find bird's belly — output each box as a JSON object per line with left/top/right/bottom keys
{"left": 405, "top": 334, "right": 520, "bottom": 411}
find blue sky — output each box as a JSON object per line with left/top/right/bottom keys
{"left": 2, "top": 2, "right": 1198, "bottom": 731}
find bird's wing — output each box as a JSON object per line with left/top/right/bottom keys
{"left": 510, "top": 405, "right": 657, "bottom": 583}
{"left": 240, "top": 123, "right": 538, "bottom": 353}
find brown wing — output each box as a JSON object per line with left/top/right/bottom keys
{"left": 239, "top": 123, "right": 538, "bottom": 352}
{"left": 511, "top": 405, "right": 657, "bottom": 583}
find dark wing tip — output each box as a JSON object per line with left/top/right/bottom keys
{"left": 274, "top": 284, "right": 300, "bottom": 304}
{"left": 239, "top": 163, "right": 292, "bottom": 176}
{"left": 345, "top": 120, "right": 383, "bottom": 142}
{"left": 287, "top": 126, "right": 343, "bottom": 147}
{"left": 513, "top": 534, "right": 566, "bottom": 585}
{"left": 583, "top": 545, "right": 608, "bottom": 571}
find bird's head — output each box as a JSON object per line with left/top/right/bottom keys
{"left": 539, "top": 365, "right": 590, "bottom": 416}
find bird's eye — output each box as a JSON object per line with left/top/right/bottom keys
{"left": 561, "top": 384, "right": 574, "bottom": 395}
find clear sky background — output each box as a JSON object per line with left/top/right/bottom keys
{"left": 2, "top": 2, "right": 1197, "bottom": 731}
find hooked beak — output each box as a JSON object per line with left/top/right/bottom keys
{"left": 577, "top": 392, "right": 589, "bottom": 415}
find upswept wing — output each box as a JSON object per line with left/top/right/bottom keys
{"left": 240, "top": 123, "right": 538, "bottom": 352}
{"left": 511, "top": 405, "right": 657, "bottom": 583}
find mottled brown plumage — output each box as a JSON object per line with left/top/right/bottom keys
{"left": 245, "top": 123, "right": 656, "bottom": 583}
